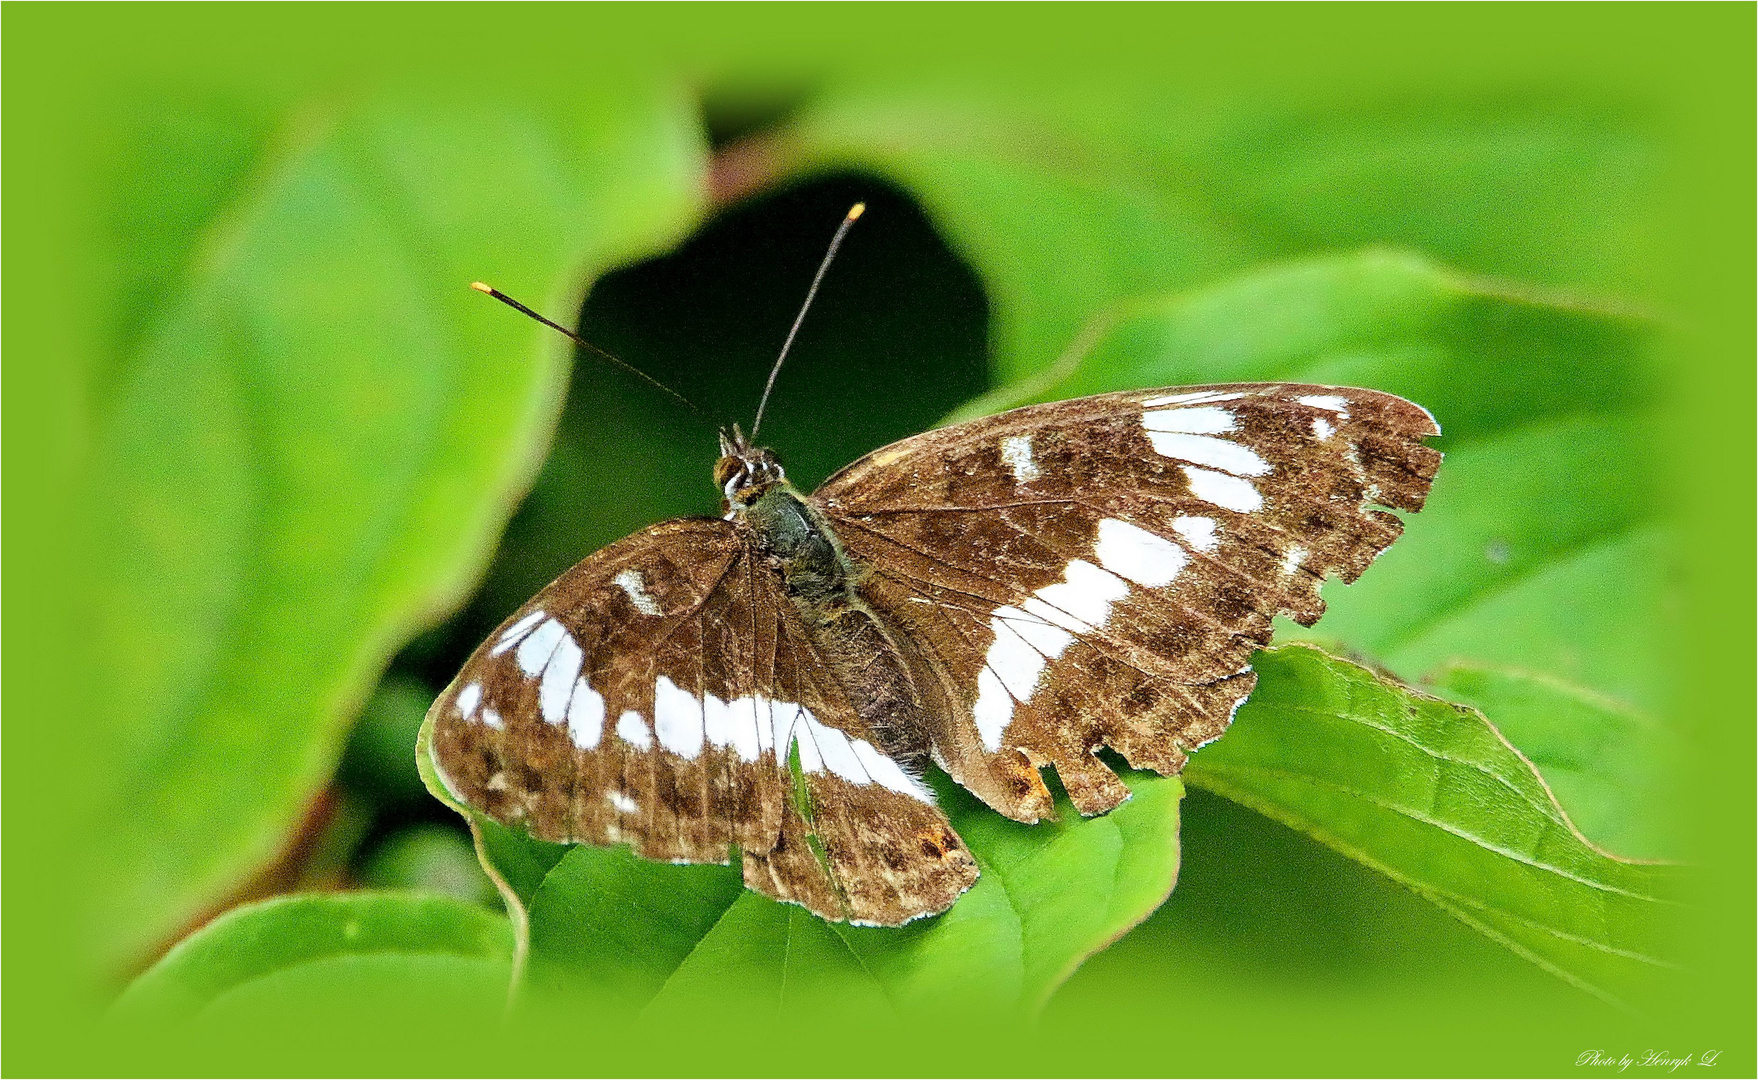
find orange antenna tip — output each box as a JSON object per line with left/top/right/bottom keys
{"left": 750, "top": 202, "right": 867, "bottom": 440}
{"left": 470, "top": 281, "right": 494, "bottom": 294}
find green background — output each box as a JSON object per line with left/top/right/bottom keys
{"left": 6, "top": 4, "right": 1752, "bottom": 1076}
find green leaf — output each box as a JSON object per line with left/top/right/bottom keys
{"left": 1184, "top": 645, "right": 1684, "bottom": 1010}
{"left": 1316, "top": 424, "right": 1669, "bottom": 712}
{"left": 1432, "top": 664, "right": 1677, "bottom": 861}
{"left": 492, "top": 771, "right": 1182, "bottom": 1021}
{"left": 337, "top": 675, "right": 435, "bottom": 808}
{"left": 792, "top": 80, "right": 1655, "bottom": 380}
{"left": 93, "top": 88, "right": 287, "bottom": 388}
{"left": 356, "top": 824, "right": 500, "bottom": 908}
{"left": 113, "top": 891, "right": 513, "bottom": 1026}
{"left": 87, "top": 84, "right": 706, "bottom": 966}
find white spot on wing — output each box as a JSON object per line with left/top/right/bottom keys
{"left": 567, "top": 678, "right": 604, "bottom": 749}
{"left": 607, "top": 790, "right": 638, "bottom": 814}
{"left": 794, "top": 718, "right": 824, "bottom": 773}
{"left": 771, "top": 701, "right": 823, "bottom": 772}
{"left": 490, "top": 610, "right": 546, "bottom": 656}
{"left": 1141, "top": 405, "right": 1236, "bottom": 434}
{"left": 653, "top": 675, "right": 705, "bottom": 759}
{"left": 718, "top": 695, "right": 764, "bottom": 762}
{"left": 972, "top": 668, "right": 1013, "bottom": 752}
{"left": 970, "top": 558, "right": 1131, "bottom": 751}
{"left": 1147, "top": 431, "right": 1270, "bottom": 476}
{"left": 767, "top": 700, "right": 794, "bottom": 764}
{"left": 702, "top": 692, "right": 732, "bottom": 751}
{"left": 516, "top": 618, "right": 567, "bottom": 676}
{"left": 455, "top": 682, "right": 482, "bottom": 721}
{"left": 1000, "top": 434, "right": 1040, "bottom": 484}
{"left": 1034, "top": 559, "right": 1129, "bottom": 630}
{"left": 848, "top": 739, "right": 935, "bottom": 803}
{"left": 538, "top": 632, "right": 583, "bottom": 724}
{"left": 802, "top": 716, "right": 866, "bottom": 784}
{"left": 613, "top": 568, "right": 661, "bottom": 616}
{"left": 615, "top": 710, "right": 651, "bottom": 750}
{"left": 481, "top": 708, "right": 503, "bottom": 731}
{"left": 751, "top": 696, "right": 775, "bottom": 758}
{"left": 985, "top": 618, "right": 1051, "bottom": 704}
{"left": 1182, "top": 465, "right": 1263, "bottom": 512}
{"left": 996, "top": 605, "right": 1076, "bottom": 658}
{"left": 1095, "top": 518, "right": 1187, "bottom": 588}
{"left": 1281, "top": 545, "right": 1308, "bottom": 578}
{"left": 749, "top": 702, "right": 933, "bottom": 802}
{"left": 1143, "top": 390, "right": 1244, "bottom": 407}
{"left": 1297, "top": 393, "right": 1350, "bottom": 417}
{"left": 1311, "top": 416, "right": 1335, "bottom": 440}
{"left": 1173, "top": 515, "right": 1219, "bottom": 553}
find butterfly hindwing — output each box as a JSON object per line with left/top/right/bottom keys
{"left": 427, "top": 518, "right": 977, "bottom": 925}
{"left": 812, "top": 383, "right": 1441, "bottom": 820}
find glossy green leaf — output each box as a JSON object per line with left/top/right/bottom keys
{"left": 792, "top": 80, "right": 1655, "bottom": 380}
{"left": 88, "top": 84, "right": 706, "bottom": 966}
{"left": 486, "top": 769, "right": 1181, "bottom": 1021}
{"left": 1185, "top": 645, "right": 1683, "bottom": 1009}
{"left": 113, "top": 891, "right": 512, "bottom": 1026}
{"left": 1433, "top": 664, "right": 1677, "bottom": 861}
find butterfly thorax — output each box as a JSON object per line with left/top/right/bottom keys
{"left": 714, "top": 430, "right": 936, "bottom": 770}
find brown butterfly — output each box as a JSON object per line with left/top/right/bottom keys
{"left": 427, "top": 206, "right": 1441, "bottom": 926}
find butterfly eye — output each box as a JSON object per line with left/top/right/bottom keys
{"left": 713, "top": 455, "right": 742, "bottom": 490}
{"left": 722, "top": 467, "right": 750, "bottom": 502}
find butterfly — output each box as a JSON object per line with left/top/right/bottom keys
{"left": 428, "top": 209, "right": 1442, "bottom": 927}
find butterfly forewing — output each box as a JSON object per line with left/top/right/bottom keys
{"left": 811, "top": 383, "right": 1441, "bottom": 820}
{"left": 428, "top": 518, "right": 977, "bottom": 925}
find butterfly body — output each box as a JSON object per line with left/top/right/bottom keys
{"left": 734, "top": 464, "right": 938, "bottom": 784}
{"left": 428, "top": 384, "right": 1441, "bottom": 925}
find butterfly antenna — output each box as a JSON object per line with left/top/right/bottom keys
{"left": 749, "top": 202, "right": 865, "bottom": 441}
{"left": 469, "top": 282, "right": 708, "bottom": 419}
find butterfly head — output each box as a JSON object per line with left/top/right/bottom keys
{"left": 715, "top": 424, "right": 786, "bottom": 511}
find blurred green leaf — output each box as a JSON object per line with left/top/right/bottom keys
{"left": 88, "top": 84, "right": 706, "bottom": 965}
{"left": 356, "top": 824, "right": 499, "bottom": 908}
{"left": 1433, "top": 664, "right": 1677, "bottom": 861}
{"left": 791, "top": 80, "right": 1655, "bottom": 380}
{"left": 1185, "top": 645, "right": 1683, "bottom": 1010}
{"left": 113, "top": 892, "right": 511, "bottom": 1031}
{"left": 337, "top": 675, "right": 433, "bottom": 807}
{"left": 1051, "top": 786, "right": 1608, "bottom": 1047}
{"left": 95, "top": 89, "right": 286, "bottom": 386}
